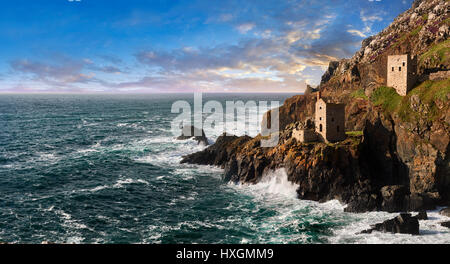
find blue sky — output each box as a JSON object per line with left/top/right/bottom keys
{"left": 0, "top": 0, "right": 414, "bottom": 93}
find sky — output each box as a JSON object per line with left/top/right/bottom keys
{"left": 0, "top": 0, "right": 414, "bottom": 93}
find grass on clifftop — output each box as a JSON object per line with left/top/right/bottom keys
{"left": 419, "top": 39, "right": 450, "bottom": 67}
{"left": 346, "top": 131, "right": 364, "bottom": 137}
{"left": 370, "top": 86, "right": 402, "bottom": 114}
{"left": 372, "top": 79, "right": 450, "bottom": 122}
{"left": 351, "top": 88, "right": 369, "bottom": 100}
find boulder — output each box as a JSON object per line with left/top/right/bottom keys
{"left": 415, "top": 211, "right": 428, "bottom": 220}
{"left": 439, "top": 208, "right": 450, "bottom": 217}
{"left": 441, "top": 221, "right": 450, "bottom": 229}
{"left": 177, "top": 125, "right": 209, "bottom": 145}
{"left": 361, "top": 213, "right": 419, "bottom": 235}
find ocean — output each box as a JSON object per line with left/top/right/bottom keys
{"left": 0, "top": 94, "right": 448, "bottom": 244}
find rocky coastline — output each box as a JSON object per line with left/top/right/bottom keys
{"left": 180, "top": 0, "right": 450, "bottom": 233}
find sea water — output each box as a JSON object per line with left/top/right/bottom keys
{"left": 0, "top": 94, "right": 448, "bottom": 244}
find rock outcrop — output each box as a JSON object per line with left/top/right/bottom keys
{"left": 177, "top": 125, "right": 209, "bottom": 145}
{"left": 439, "top": 207, "right": 450, "bottom": 217}
{"left": 360, "top": 213, "right": 420, "bottom": 235}
{"left": 441, "top": 221, "right": 450, "bottom": 228}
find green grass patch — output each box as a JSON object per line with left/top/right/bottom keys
{"left": 419, "top": 39, "right": 450, "bottom": 67}
{"left": 350, "top": 88, "right": 369, "bottom": 100}
{"left": 373, "top": 79, "right": 450, "bottom": 122}
{"left": 412, "top": 79, "right": 450, "bottom": 102}
{"left": 346, "top": 131, "right": 364, "bottom": 137}
{"left": 370, "top": 86, "right": 402, "bottom": 114}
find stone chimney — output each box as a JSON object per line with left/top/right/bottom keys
{"left": 316, "top": 91, "right": 321, "bottom": 100}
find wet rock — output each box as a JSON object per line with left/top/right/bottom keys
{"left": 361, "top": 213, "right": 419, "bottom": 235}
{"left": 415, "top": 211, "right": 428, "bottom": 220}
{"left": 439, "top": 208, "right": 450, "bottom": 217}
{"left": 181, "top": 133, "right": 251, "bottom": 166}
{"left": 177, "top": 125, "right": 209, "bottom": 145}
{"left": 441, "top": 221, "right": 450, "bottom": 228}
{"left": 345, "top": 194, "right": 379, "bottom": 213}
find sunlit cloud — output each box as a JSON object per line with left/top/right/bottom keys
{"left": 0, "top": 0, "right": 414, "bottom": 93}
{"left": 347, "top": 29, "right": 367, "bottom": 38}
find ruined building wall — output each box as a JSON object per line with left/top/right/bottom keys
{"left": 324, "top": 104, "right": 346, "bottom": 142}
{"left": 387, "top": 54, "right": 417, "bottom": 96}
{"left": 315, "top": 98, "right": 346, "bottom": 143}
{"left": 315, "top": 99, "right": 327, "bottom": 141}
{"left": 293, "top": 129, "right": 317, "bottom": 143}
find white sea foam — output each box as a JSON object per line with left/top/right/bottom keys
{"left": 135, "top": 136, "right": 207, "bottom": 167}
{"left": 53, "top": 209, "right": 89, "bottom": 244}
{"left": 234, "top": 168, "right": 299, "bottom": 199}
{"left": 329, "top": 207, "right": 450, "bottom": 244}
{"left": 113, "top": 178, "right": 150, "bottom": 188}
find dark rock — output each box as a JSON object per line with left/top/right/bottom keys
{"left": 441, "top": 221, "right": 450, "bottom": 229}
{"left": 177, "top": 125, "right": 209, "bottom": 145}
{"left": 181, "top": 133, "right": 251, "bottom": 166}
{"left": 406, "top": 193, "right": 436, "bottom": 211}
{"left": 345, "top": 194, "right": 379, "bottom": 213}
{"left": 304, "top": 85, "right": 318, "bottom": 95}
{"left": 380, "top": 185, "right": 409, "bottom": 212}
{"left": 415, "top": 211, "right": 428, "bottom": 220}
{"left": 439, "top": 208, "right": 450, "bottom": 217}
{"left": 320, "top": 61, "right": 340, "bottom": 85}
{"left": 361, "top": 213, "right": 419, "bottom": 235}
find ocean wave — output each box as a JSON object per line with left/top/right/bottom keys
{"left": 232, "top": 168, "right": 299, "bottom": 199}
{"left": 329, "top": 207, "right": 450, "bottom": 244}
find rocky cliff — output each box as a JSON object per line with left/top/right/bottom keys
{"left": 182, "top": 0, "right": 450, "bottom": 213}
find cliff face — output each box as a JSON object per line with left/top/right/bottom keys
{"left": 182, "top": 0, "right": 450, "bottom": 212}
{"left": 182, "top": 129, "right": 374, "bottom": 206}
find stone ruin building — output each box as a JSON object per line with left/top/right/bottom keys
{"left": 387, "top": 54, "right": 417, "bottom": 96}
{"left": 292, "top": 91, "right": 346, "bottom": 143}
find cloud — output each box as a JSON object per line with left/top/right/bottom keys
{"left": 8, "top": 55, "right": 127, "bottom": 92}
{"left": 110, "top": 1, "right": 366, "bottom": 92}
{"left": 347, "top": 29, "right": 367, "bottom": 38}
{"left": 3, "top": 0, "right": 388, "bottom": 93}
{"left": 236, "top": 23, "right": 256, "bottom": 34}
{"left": 10, "top": 58, "right": 93, "bottom": 84}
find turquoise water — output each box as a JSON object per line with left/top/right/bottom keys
{"left": 0, "top": 94, "right": 448, "bottom": 244}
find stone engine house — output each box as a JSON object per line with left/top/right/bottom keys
{"left": 292, "top": 91, "right": 346, "bottom": 144}
{"left": 387, "top": 54, "right": 417, "bottom": 96}
{"left": 315, "top": 92, "right": 346, "bottom": 143}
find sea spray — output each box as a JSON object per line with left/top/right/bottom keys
{"left": 245, "top": 168, "right": 299, "bottom": 198}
